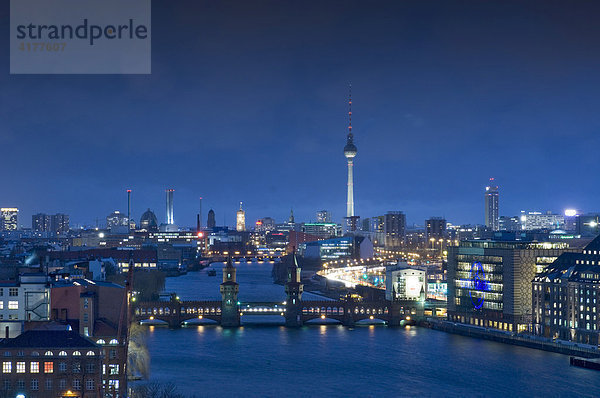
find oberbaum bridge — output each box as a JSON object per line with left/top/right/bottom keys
{"left": 134, "top": 255, "right": 440, "bottom": 328}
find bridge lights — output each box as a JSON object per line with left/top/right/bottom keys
{"left": 320, "top": 315, "right": 326, "bottom": 320}
{"left": 198, "top": 315, "right": 203, "bottom": 319}
{"left": 405, "top": 316, "right": 410, "bottom": 321}
{"left": 149, "top": 316, "right": 154, "bottom": 320}
{"left": 369, "top": 315, "right": 374, "bottom": 320}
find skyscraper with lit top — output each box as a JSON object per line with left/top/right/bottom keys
{"left": 485, "top": 178, "right": 499, "bottom": 231}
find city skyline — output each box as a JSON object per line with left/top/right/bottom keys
{"left": 2, "top": 1, "right": 600, "bottom": 227}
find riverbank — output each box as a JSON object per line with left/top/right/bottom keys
{"left": 425, "top": 319, "right": 600, "bottom": 359}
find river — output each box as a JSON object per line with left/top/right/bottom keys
{"left": 140, "top": 261, "right": 600, "bottom": 397}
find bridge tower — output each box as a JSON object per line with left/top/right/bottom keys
{"left": 284, "top": 251, "right": 304, "bottom": 327}
{"left": 220, "top": 257, "right": 240, "bottom": 327}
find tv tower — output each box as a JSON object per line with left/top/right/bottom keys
{"left": 344, "top": 84, "right": 358, "bottom": 231}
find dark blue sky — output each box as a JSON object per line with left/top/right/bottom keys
{"left": 2, "top": 1, "right": 600, "bottom": 228}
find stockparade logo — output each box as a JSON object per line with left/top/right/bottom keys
{"left": 10, "top": 0, "right": 151, "bottom": 74}
{"left": 458, "top": 262, "right": 490, "bottom": 309}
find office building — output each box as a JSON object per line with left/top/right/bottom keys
{"left": 255, "top": 217, "right": 276, "bottom": 233}
{"left": 426, "top": 217, "right": 446, "bottom": 240}
{"left": 519, "top": 211, "right": 564, "bottom": 230}
{"left": 499, "top": 216, "right": 521, "bottom": 232}
{"left": 532, "top": 235, "right": 600, "bottom": 344}
{"left": 484, "top": 180, "right": 499, "bottom": 231}
{"left": 1, "top": 208, "right": 18, "bottom": 231}
{"left": 301, "top": 223, "right": 341, "bottom": 239}
{"left": 299, "top": 236, "right": 373, "bottom": 260}
{"left": 316, "top": 210, "right": 332, "bottom": 223}
{"left": 106, "top": 211, "right": 128, "bottom": 231}
{"left": 576, "top": 213, "right": 600, "bottom": 236}
{"left": 236, "top": 202, "right": 246, "bottom": 232}
{"left": 207, "top": 209, "right": 216, "bottom": 229}
{"left": 384, "top": 211, "right": 406, "bottom": 249}
{"left": 447, "top": 239, "right": 577, "bottom": 333}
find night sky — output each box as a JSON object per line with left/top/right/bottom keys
{"left": 2, "top": 1, "right": 600, "bottom": 228}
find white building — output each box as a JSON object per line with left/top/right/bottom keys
{"left": 520, "top": 211, "right": 564, "bottom": 230}
{"left": 385, "top": 264, "right": 427, "bottom": 301}
{"left": 0, "top": 274, "right": 50, "bottom": 322}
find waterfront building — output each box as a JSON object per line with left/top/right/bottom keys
{"left": 236, "top": 202, "right": 246, "bottom": 232}
{"left": 0, "top": 328, "right": 103, "bottom": 397}
{"left": 385, "top": 265, "right": 427, "bottom": 301}
{"left": 519, "top": 211, "right": 564, "bottom": 231}
{"left": 139, "top": 208, "right": 158, "bottom": 232}
{"left": 384, "top": 211, "right": 406, "bottom": 249}
{"left": 316, "top": 210, "right": 332, "bottom": 223}
{"left": 45, "top": 248, "right": 157, "bottom": 273}
{"left": 447, "top": 239, "right": 578, "bottom": 332}
{"left": 484, "top": 179, "right": 499, "bottom": 231}
{"left": 1, "top": 208, "right": 19, "bottom": 231}
{"left": 532, "top": 235, "right": 600, "bottom": 344}
{"left": 426, "top": 217, "right": 446, "bottom": 240}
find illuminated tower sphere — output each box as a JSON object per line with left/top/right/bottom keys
{"left": 236, "top": 202, "right": 246, "bottom": 232}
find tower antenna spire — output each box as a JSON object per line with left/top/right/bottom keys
{"left": 348, "top": 83, "right": 352, "bottom": 138}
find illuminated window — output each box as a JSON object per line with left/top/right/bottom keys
{"left": 30, "top": 361, "right": 39, "bottom": 373}
{"left": 8, "top": 301, "right": 18, "bottom": 310}
{"left": 96, "top": 339, "right": 106, "bottom": 345}
{"left": 58, "top": 351, "right": 67, "bottom": 356}
{"left": 86, "top": 351, "right": 95, "bottom": 356}
{"left": 0, "top": 302, "right": 3, "bottom": 310}
{"left": 2, "top": 362, "right": 11, "bottom": 373}
{"left": 44, "top": 361, "right": 53, "bottom": 373}
{"left": 109, "top": 339, "right": 118, "bottom": 345}
{"left": 109, "top": 364, "right": 119, "bottom": 375}
{"left": 16, "top": 361, "right": 25, "bottom": 373}
{"left": 44, "top": 351, "right": 53, "bottom": 357}
{"left": 73, "top": 351, "right": 81, "bottom": 356}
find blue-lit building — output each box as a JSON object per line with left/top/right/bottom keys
{"left": 299, "top": 236, "right": 373, "bottom": 260}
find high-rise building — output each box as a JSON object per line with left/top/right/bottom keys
{"left": 484, "top": 179, "right": 499, "bottom": 231}
{"left": 499, "top": 215, "right": 521, "bottom": 231}
{"left": 316, "top": 210, "right": 332, "bottom": 223}
{"left": 426, "top": 217, "right": 446, "bottom": 239}
{"left": 384, "top": 211, "right": 406, "bottom": 249}
{"left": 344, "top": 85, "right": 359, "bottom": 232}
{"left": 32, "top": 213, "right": 51, "bottom": 232}
{"left": 1, "top": 208, "right": 18, "bottom": 231}
{"left": 207, "top": 209, "right": 216, "bottom": 229}
{"left": 51, "top": 213, "right": 70, "bottom": 234}
{"left": 236, "top": 202, "right": 246, "bottom": 232}
{"left": 166, "top": 189, "right": 175, "bottom": 225}
{"left": 255, "top": 217, "right": 276, "bottom": 233}
{"left": 301, "top": 222, "right": 341, "bottom": 239}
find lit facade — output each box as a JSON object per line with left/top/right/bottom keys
{"left": 236, "top": 202, "right": 245, "bottom": 232}
{"left": 519, "top": 211, "right": 564, "bottom": 230}
{"left": 1, "top": 208, "right": 18, "bottom": 231}
{"left": 484, "top": 180, "right": 499, "bottom": 231}
{"left": 384, "top": 211, "right": 405, "bottom": 249}
{"left": 385, "top": 265, "right": 427, "bottom": 301}
{"left": 447, "top": 240, "right": 575, "bottom": 333}
{"left": 0, "top": 274, "right": 50, "bottom": 323}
